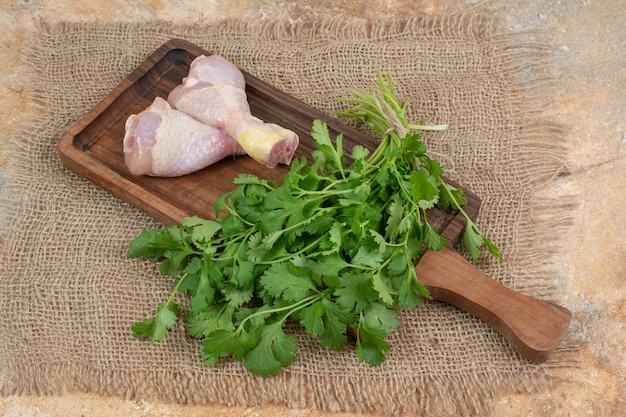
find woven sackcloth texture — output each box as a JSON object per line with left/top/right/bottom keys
{"left": 0, "top": 16, "right": 575, "bottom": 416}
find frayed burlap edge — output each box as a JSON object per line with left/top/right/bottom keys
{"left": 0, "top": 14, "right": 580, "bottom": 417}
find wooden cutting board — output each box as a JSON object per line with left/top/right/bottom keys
{"left": 57, "top": 38, "right": 570, "bottom": 363}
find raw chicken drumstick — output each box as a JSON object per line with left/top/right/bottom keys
{"left": 123, "top": 97, "right": 246, "bottom": 177}
{"left": 168, "top": 55, "right": 299, "bottom": 168}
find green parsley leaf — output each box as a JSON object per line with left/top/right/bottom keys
{"left": 410, "top": 169, "right": 440, "bottom": 209}
{"left": 128, "top": 228, "right": 180, "bottom": 260}
{"left": 423, "top": 223, "right": 446, "bottom": 251}
{"left": 463, "top": 223, "right": 484, "bottom": 261}
{"left": 199, "top": 329, "right": 236, "bottom": 366}
{"left": 311, "top": 120, "right": 345, "bottom": 174}
{"left": 355, "top": 303, "right": 398, "bottom": 366}
{"left": 310, "top": 253, "right": 350, "bottom": 277}
{"left": 223, "top": 285, "right": 254, "bottom": 308}
{"left": 244, "top": 322, "right": 298, "bottom": 377}
{"left": 186, "top": 304, "right": 235, "bottom": 338}
{"left": 131, "top": 301, "right": 179, "bottom": 343}
{"left": 334, "top": 272, "right": 378, "bottom": 312}
{"left": 182, "top": 216, "right": 221, "bottom": 245}
{"left": 371, "top": 272, "right": 396, "bottom": 305}
{"left": 356, "top": 325, "right": 389, "bottom": 366}
{"left": 398, "top": 271, "right": 429, "bottom": 311}
{"left": 350, "top": 144, "right": 370, "bottom": 161}
{"left": 298, "top": 301, "right": 326, "bottom": 336}
{"left": 260, "top": 262, "right": 316, "bottom": 302}
{"left": 318, "top": 297, "right": 351, "bottom": 350}
{"left": 351, "top": 246, "right": 383, "bottom": 269}
{"left": 438, "top": 183, "right": 467, "bottom": 210}
{"left": 189, "top": 266, "right": 215, "bottom": 311}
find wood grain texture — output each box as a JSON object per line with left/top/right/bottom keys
{"left": 415, "top": 184, "right": 570, "bottom": 362}
{"left": 57, "top": 38, "right": 570, "bottom": 363}
{"left": 415, "top": 247, "right": 572, "bottom": 362}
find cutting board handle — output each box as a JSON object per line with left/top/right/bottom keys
{"left": 415, "top": 246, "right": 571, "bottom": 362}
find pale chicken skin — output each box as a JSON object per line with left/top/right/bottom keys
{"left": 168, "top": 55, "right": 299, "bottom": 168}
{"left": 123, "top": 97, "right": 245, "bottom": 177}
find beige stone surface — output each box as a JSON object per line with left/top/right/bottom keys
{"left": 0, "top": 0, "right": 624, "bottom": 416}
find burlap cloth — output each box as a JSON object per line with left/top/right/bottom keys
{"left": 0, "top": 15, "right": 576, "bottom": 416}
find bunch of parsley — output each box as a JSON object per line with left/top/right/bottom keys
{"left": 129, "top": 72, "right": 501, "bottom": 377}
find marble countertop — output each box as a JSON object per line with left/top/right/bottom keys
{"left": 0, "top": 1, "right": 624, "bottom": 416}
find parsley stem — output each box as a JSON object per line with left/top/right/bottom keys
{"left": 438, "top": 180, "right": 503, "bottom": 261}
{"left": 255, "top": 235, "right": 326, "bottom": 264}
{"left": 295, "top": 185, "right": 353, "bottom": 197}
{"left": 235, "top": 293, "right": 323, "bottom": 334}
{"left": 221, "top": 199, "right": 256, "bottom": 228}
{"left": 206, "top": 230, "right": 253, "bottom": 260}
{"left": 439, "top": 180, "right": 479, "bottom": 229}
{"left": 406, "top": 123, "right": 448, "bottom": 131}
{"left": 167, "top": 272, "right": 189, "bottom": 305}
